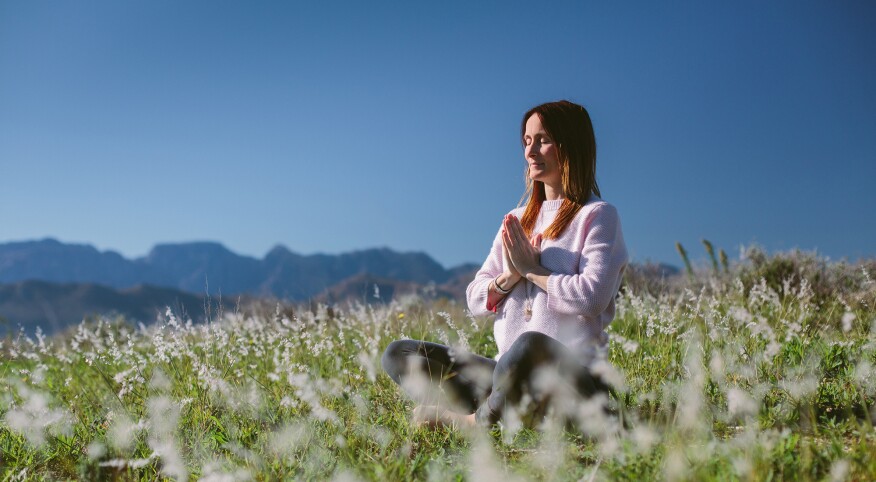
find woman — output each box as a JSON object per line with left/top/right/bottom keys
{"left": 382, "top": 100, "right": 628, "bottom": 428}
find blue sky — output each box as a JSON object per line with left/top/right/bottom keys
{"left": 1, "top": 1, "right": 874, "bottom": 268}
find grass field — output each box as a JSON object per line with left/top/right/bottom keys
{"left": 2, "top": 249, "right": 875, "bottom": 480}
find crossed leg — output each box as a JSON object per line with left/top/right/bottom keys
{"left": 381, "top": 332, "right": 609, "bottom": 428}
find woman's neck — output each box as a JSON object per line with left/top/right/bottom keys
{"left": 544, "top": 183, "right": 565, "bottom": 201}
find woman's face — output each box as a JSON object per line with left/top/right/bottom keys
{"left": 523, "top": 114, "right": 562, "bottom": 188}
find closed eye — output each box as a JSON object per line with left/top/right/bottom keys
{"left": 524, "top": 135, "right": 551, "bottom": 145}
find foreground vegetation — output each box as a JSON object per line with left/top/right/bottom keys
{"left": 1, "top": 248, "right": 875, "bottom": 480}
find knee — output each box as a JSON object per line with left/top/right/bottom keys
{"left": 381, "top": 339, "right": 410, "bottom": 380}
{"left": 499, "top": 332, "right": 562, "bottom": 373}
{"left": 508, "top": 331, "right": 554, "bottom": 357}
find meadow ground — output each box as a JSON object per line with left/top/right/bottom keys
{"left": 1, "top": 249, "right": 875, "bottom": 481}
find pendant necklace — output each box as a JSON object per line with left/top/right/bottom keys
{"left": 524, "top": 280, "right": 533, "bottom": 320}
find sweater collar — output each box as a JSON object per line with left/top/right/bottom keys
{"left": 542, "top": 199, "right": 563, "bottom": 211}
{"left": 542, "top": 192, "right": 601, "bottom": 212}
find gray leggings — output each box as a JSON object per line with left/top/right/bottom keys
{"left": 381, "top": 331, "right": 609, "bottom": 426}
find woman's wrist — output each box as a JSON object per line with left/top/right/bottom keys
{"left": 492, "top": 276, "right": 510, "bottom": 295}
{"left": 523, "top": 266, "right": 552, "bottom": 291}
{"left": 497, "top": 272, "right": 521, "bottom": 291}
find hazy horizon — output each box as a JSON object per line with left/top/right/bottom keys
{"left": 6, "top": 236, "right": 873, "bottom": 272}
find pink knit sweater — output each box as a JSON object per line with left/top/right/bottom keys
{"left": 466, "top": 196, "right": 628, "bottom": 360}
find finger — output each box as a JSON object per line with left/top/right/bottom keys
{"left": 508, "top": 215, "right": 526, "bottom": 238}
{"left": 504, "top": 214, "right": 519, "bottom": 235}
{"left": 509, "top": 218, "right": 529, "bottom": 247}
{"left": 531, "top": 233, "right": 543, "bottom": 248}
{"left": 504, "top": 225, "right": 525, "bottom": 257}
{"left": 501, "top": 236, "right": 513, "bottom": 268}
{"left": 505, "top": 233, "right": 523, "bottom": 264}
{"left": 504, "top": 232, "right": 519, "bottom": 256}
{"left": 506, "top": 214, "right": 523, "bottom": 231}
{"left": 504, "top": 217, "right": 521, "bottom": 247}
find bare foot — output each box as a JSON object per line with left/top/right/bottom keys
{"left": 412, "top": 406, "right": 476, "bottom": 428}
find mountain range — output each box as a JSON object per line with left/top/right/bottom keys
{"left": 0, "top": 239, "right": 680, "bottom": 335}
{"left": 0, "top": 239, "right": 479, "bottom": 333}
{"left": 0, "top": 238, "right": 478, "bottom": 298}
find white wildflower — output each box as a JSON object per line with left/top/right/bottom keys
{"left": 676, "top": 343, "right": 706, "bottom": 432}
{"left": 8, "top": 468, "right": 27, "bottom": 482}
{"left": 107, "top": 413, "right": 145, "bottom": 452}
{"left": 664, "top": 448, "right": 689, "bottom": 482}
{"left": 732, "top": 455, "right": 752, "bottom": 478}
{"left": 99, "top": 452, "right": 157, "bottom": 469}
{"left": 357, "top": 352, "right": 377, "bottom": 382}
{"left": 612, "top": 334, "right": 639, "bottom": 354}
{"left": 147, "top": 396, "right": 187, "bottom": 481}
{"left": 854, "top": 360, "right": 874, "bottom": 394}
{"left": 573, "top": 393, "right": 613, "bottom": 440}
{"left": 150, "top": 369, "right": 172, "bottom": 391}
{"left": 468, "top": 435, "right": 525, "bottom": 482}
{"left": 764, "top": 340, "right": 781, "bottom": 360}
{"left": 370, "top": 426, "right": 392, "bottom": 448}
{"left": 727, "top": 388, "right": 758, "bottom": 418}
{"left": 780, "top": 376, "right": 819, "bottom": 400}
{"left": 3, "top": 385, "right": 73, "bottom": 447}
{"left": 841, "top": 312, "right": 855, "bottom": 333}
{"left": 829, "top": 459, "right": 850, "bottom": 482}
{"left": 268, "top": 423, "right": 308, "bottom": 456}
{"left": 399, "top": 365, "right": 438, "bottom": 407}
{"left": 590, "top": 358, "right": 626, "bottom": 392}
{"left": 86, "top": 441, "right": 106, "bottom": 461}
{"left": 631, "top": 425, "right": 658, "bottom": 453}
{"left": 729, "top": 306, "right": 753, "bottom": 326}
{"left": 785, "top": 321, "right": 802, "bottom": 340}
{"left": 709, "top": 353, "right": 725, "bottom": 383}
{"left": 332, "top": 470, "right": 364, "bottom": 482}
{"left": 199, "top": 462, "right": 253, "bottom": 482}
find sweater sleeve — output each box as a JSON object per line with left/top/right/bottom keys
{"left": 546, "top": 203, "right": 628, "bottom": 317}
{"left": 466, "top": 224, "right": 505, "bottom": 316}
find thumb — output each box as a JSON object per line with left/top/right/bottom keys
{"left": 532, "top": 233, "right": 543, "bottom": 247}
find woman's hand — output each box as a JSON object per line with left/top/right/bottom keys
{"left": 502, "top": 214, "right": 543, "bottom": 276}
{"left": 502, "top": 235, "right": 521, "bottom": 279}
{"left": 490, "top": 215, "right": 541, "bottom": 300}
{"left": 492, "top": 229, "right": 523, "bottom": 297}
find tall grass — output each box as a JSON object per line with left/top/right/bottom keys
{"left": 1, "top": 250, "right": 875, "bottom": 480}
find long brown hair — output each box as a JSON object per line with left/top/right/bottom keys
{"left": 519, "top": 100, "right": 600, "bottom": 239}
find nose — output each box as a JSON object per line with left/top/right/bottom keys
{"left": 525, "top": 142, "right": 537, "bottom": 160}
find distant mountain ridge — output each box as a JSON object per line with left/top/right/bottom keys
{"left": 0, "top": 280, "right": 214, "bottom": 335}
{"left": 0, "top": 239, "right": 685, "bottom": 335}
{"left": 0, "top": 238, "right": 478, "bottom": 300}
